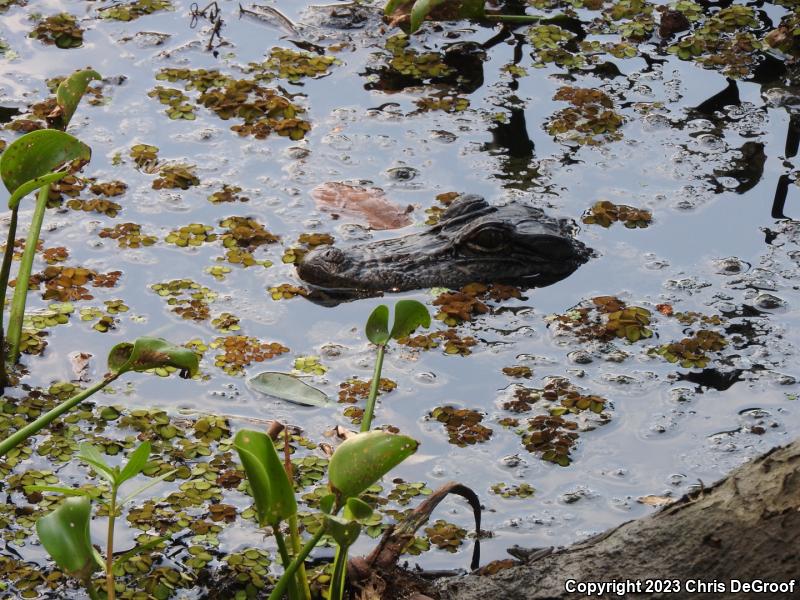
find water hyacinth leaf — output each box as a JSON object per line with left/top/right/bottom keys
{"left": 384, "top": 0, "right": 407, "bottom": 16}
{"left": 24, "top": 485, "right": 92, "bottom": 497}
{"left": 36, "top": 497, "right": 98, "bottom": 579}
{"left": 345, "top": 496, "right": 374, "bottom": 520}
{"left": 325, "top": 515, "right": 362, "bottom": 548}
{"left": 389, "top": 299, "right": 431, "bottom": 339}
{"left": 248, "top": 372, "right": 331, "bottom": 407}
{"left": 7, "top": 171, "right": 70, "bottom": 209}
{"left": 52, "top": 69, "right": 102, "bottom": 130}
{"left": 118, "top": 441, "right": 151, "bottom": 484}
{"left": 120, "top": 468, "right": 177, "bottom": 505}
{"left": 320, "top": 493, "right": 336, "bottom": 514}
{"left": 0, "top": 129, "right": 91, "bottom": 204}
{"left": 107, "top": 337, "right": 199, "bottom": 377}
{"left": 366, "top": 304, "right": 390, "bottom": 345}
{"left": 234, "top": 429, "right": 297, "bottom": 526}
{"left": 77, "top": 442, "right": 116, "bottom": 484}
{"left": 328, "top": 431, "right": 419, "bottom": 500}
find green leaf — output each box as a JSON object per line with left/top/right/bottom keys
{"left": 107, "top": 337, "right": 199, "bottom": 377}
{"left": 120, "top": 469, "right": 177, "bottom": 505}
{"left": 77, "top": 443, "right": 117, "bottom": 485}
{"left": 389, "top": 299, "right": 431, "bottom": 339}
{"left": 384, "top": 0, "right": 407, "bottom": 16}
{"left": 36, "top": 496, "right": 98, "bottom": 580}
{"left": 328, "top": 431, "right": 418, "bottom": 500}
{"left": 118, "top": 441, "right": 151, "bottom": 485}
{"left": 52, "top": 69, "right": 102, "bottom": 130}
{"left": 325, "top": 515, "right": 362, "bottom": 549}
{"left": 7, "top": 171, "right": 70, "bottom": 210}
{"left": 234, "top": 429, "right": 297, "bottom": 527}
{"left": 410, "top": 0, "right": 446, "bottom": 32}
{"left": 319, "top": 493, "right": 336, "bottom": 515}
{"left": 0, "top": 130, "right": 91, "bottom": 208}
{"left": 247, "top": 372, "right": 331, "bottom": 407}
{"left": 366, "top": 305, "right": 390, "bottom": 345}
{"left": 345, "top": 496, "right": 374, "bottom": 520}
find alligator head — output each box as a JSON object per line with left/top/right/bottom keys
{"left": 296, "top": 195, "right": 590, "bottom": 301}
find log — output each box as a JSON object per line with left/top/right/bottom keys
{"left": 433, "top": 439, "right": 800, "bottom": 600}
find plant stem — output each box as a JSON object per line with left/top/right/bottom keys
{"left": 281, "top": 427, "right": 310, "bottom": 600}
{"left": 268, "top": 527, "right": 325, "bottom": 600}
{"left": 6, "top": 184, "right": 50, "bottom": 366}
{"left": 274, "top": 529, "right": 300, "bottom": 600}
{"left": 328, "top": 544, "right": 349, "bottom": 600}
{"left": 361, "top": 343, "right": 385, "bottom": 432}
{"left": 0, "top": 372, "right": 119, "bottom": 457}
{"left": 106, "top": 487, "right": 117, "bottom": 600}
{"left": 0, "top": 206, "right": 19, "bottom": 390}
{"left": 84, "top": 578, "right": 102, "bottom": 600}
{"left": 287, "top": 514, "right": 311, "bottom": 600}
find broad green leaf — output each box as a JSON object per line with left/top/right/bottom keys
{"left": 248, "top": 372, "right": 331, "bottom": 407}
{"left": 345, "top": 496, "right": 374, "bottom": 520}
{"left": 77, "top": 443, "right": 117, "bottom": 485}
{"left": 389, "top": 299, "right": 431, "bottom": 339}
{"left": 0, "top": 130, "right": 91, "bottom": 205}
{"left": 410, "top": 0, "right": 446, "bottom": 32}
{"left": 118, "top": 441, "right": 151, "bottom": 485}
{"left": 328, "top": 431, "right": 418, "bottom": 500}
{"left": 325, "top": 515, "right": 362, "bottom": 548}
{"left": 384, "top": 0, "right": 408, "bottom": 15}
{"left": 107, "top": 337, "right": 199, "bottom": 377}
{"left": 366, "top": 305, "right": 390, "bottom": 345}
{"left": 52, "top": 69, "right": 102, "bottom": 130}
{"left": 7, "top": 171, "right": 70, "bottom": 209}
{"left": 234, "top": 429, "right": 297, "bottom": 527}
{"left": 320, "top": 493, "right": 336, "bottom": 515}
{"left": 36, "top": 497, "right": 98, "bottom": 580}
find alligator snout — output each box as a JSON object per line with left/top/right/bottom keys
{"left": 296, "top": 195, "right": 590, "bottom": 299}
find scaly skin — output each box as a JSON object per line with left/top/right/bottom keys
{"left": 296, "top": 195, "right": 590, "bottom": 300}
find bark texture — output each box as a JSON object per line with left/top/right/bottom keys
{"left": 433, "top": 439, "right": 800, "bottom": 600}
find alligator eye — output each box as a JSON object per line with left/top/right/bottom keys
{"left": 465, "top": 228, "right": 509, "bottom": 252}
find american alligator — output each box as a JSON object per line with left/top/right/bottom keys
{"left": 296, "top": 195, "right": 590, "bottom": 300}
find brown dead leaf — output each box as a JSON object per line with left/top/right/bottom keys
{"left": 311, "top": 182, "right": 413, "bottom": 230}
{"left": 69, "top": 351, "right": 92, "bottom": 381}
{"left": 637, "top": 494, "right": 674, "bottom": 507}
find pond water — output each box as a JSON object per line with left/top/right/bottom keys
{"left": 1, "top": 0, "right": 800, "bottom": 596}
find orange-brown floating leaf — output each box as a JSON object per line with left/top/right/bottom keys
{"left": 310, "top": 182, "right": 413, "bottom": 230}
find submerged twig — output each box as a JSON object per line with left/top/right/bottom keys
{"left": 190, "top": 1, "right": 224, "bottom": 52}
